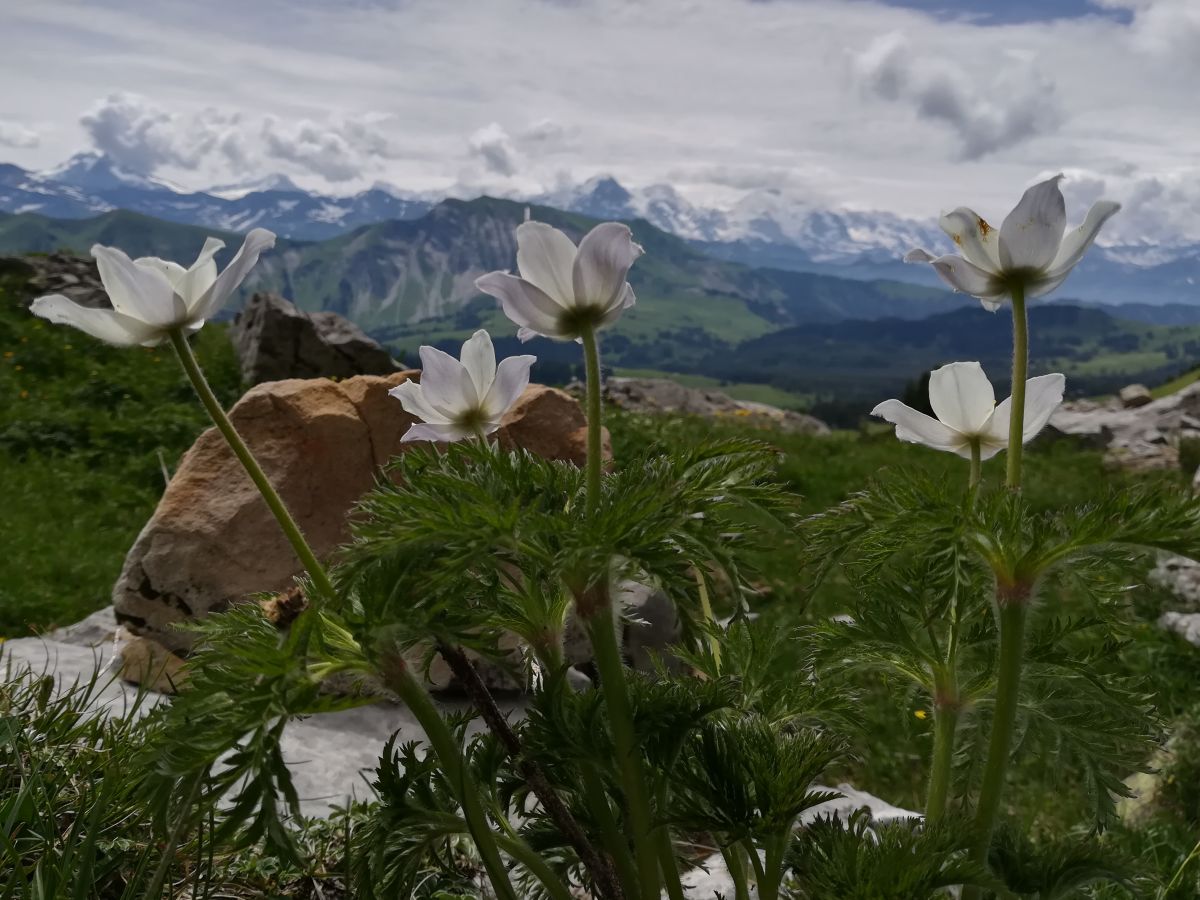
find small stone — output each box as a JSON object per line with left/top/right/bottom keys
{"left": 114, "top": 627, "right": 189, "bottom": 694}
{"left": 1119, "top": 384, "right": 1153, "bottom": 408}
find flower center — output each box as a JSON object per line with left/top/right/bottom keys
{"left": 556, "top": 303, "right": 610, "bottom": 338}
{"left": 453, "top": 406, "right": 490, "bottom": 432}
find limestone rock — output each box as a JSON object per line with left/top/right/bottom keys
{"left": 113, "top": 374, "right": 597, "bottom": 653}
{"left": 1051, "top": 382, "right": 1200, "bottom": 471}
{"left": 230, "top": 291, "right": 400, "bottom": 385}
{"left": 602, "top": 377, "right": 830, "bottom": 435}
{"left": 1119, "top": 383, "right": 1154, "bottom": 409}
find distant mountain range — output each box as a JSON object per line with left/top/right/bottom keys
{"left": 0, "top": 153, "right": 430, "bottom": 241}
{"left": 3, "top": 153, "right": 1197, "bottom": 307}
{"left": 3, "top": 198, "right": 1198, "bottom": 420}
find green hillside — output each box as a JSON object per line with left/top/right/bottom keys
{"left": 5, "top": 204, "right": 1200, "bottom": 418}
{"left": 717, "top": 303, "right": 1200, "bottom": 403}
{"left": 0, "top": 202, "right": 969, "bottom": 364}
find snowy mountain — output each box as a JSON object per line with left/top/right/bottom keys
{"left": 1, "top": 154, "right": 1196, "bottom": 305}
{"left": 0, "top": 154, "right": 433, "bottom": 241}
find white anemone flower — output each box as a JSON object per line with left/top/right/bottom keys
{"left": 390, "top": 329, "right": 536, "bottom": 442}
{"left": 30, "top": 229, "right": 276, "bottom": 346}
{"left": 905, "top": 175, "right": 1120, "bottom": 311}
{"left": 871, "top": 362, "right": 1065, "bottom": 460}
{"left": 475, "top": 220, "right": 644, "bottom": 341}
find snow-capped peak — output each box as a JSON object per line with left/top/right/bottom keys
{"left": 40, "top": 152, "right": 177, "bottom": 194}
{"left": 207, "top": 173, "right": 304, "bottom": 200}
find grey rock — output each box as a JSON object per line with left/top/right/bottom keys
{"left": 601, "top": 377, "right": 830, "bottom": 435}
{"left": 3, "top": 252, "right": 109, "bottom": 309}
{"left": 230, "top": 291, "right": 400, "bottom": 385}
{"left": 1050, "top": 382, "right": 1200, "bottom": 471}
{"left": 45, "top": 606, "right": 118, "bottom": 647}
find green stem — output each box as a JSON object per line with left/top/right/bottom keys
{"left": 744, "top": 838, "right": 768, "bottom": 888}
{"left": 494, "top": 832, "right": 577, "bottom": 900}
{"left": 1005, "top": 285, "right": 1028, "bottom": 491}
{"left": 758, "top": 831, "right": 789, "bottom": 900}
{"left": 578, "top": 325, "right": 664, "bottom": 900}
{"left": 168, "top": 329, "right": 335, "bottom": 600}
{"left": 384, "top": 659, "right": 521, "bottom": 900}
{"left": 969, "top": 438, "right": 982, "bottom": 490}
{"left": 1163, "top": 834, "right": 1200, "bottom": 898}
{"left": 925, "top": 674, "right": 959, "bottom": 824}
{"left": 722, "top": 844, "right": 752, "bottom": 900}
{"left": 588, "top": 612, "right": 662, "bottom": 900}
{"left": 695, "top": 569, "right": 721, "bottom": 671}
{"left": 656, "top": 828, "right": 686, "bottom": 900}
{"left": 580, "top": 327, "right": 604, "bottom": 514}
{"left": 142, "top": 773, "right": 204, "bottom": 899}
{"left": 582, "top": 764, "right": 641, "bottom": 900}
{"left": 967, "top": 599, "right": 1028, "bottom": 882}
{"left": 654, "top": 777, "right": 685, "bottom": 900}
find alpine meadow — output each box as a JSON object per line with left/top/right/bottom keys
{"left": 4, "top": 1, "right": 1200, "bottom": 898}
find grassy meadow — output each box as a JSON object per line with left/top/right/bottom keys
{"left": 5, "top": 265, "right": 1200, "bottom": 893}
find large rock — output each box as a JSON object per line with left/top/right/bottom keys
{"left": 1050, "top": 382, "right": 1200, "bottom": 471}
{"left": 603, "top": 377, "right": 830, "bottom": 435}
{"left": 230, "top": 291, "right": 401, "bottom": 384}
{"left": 113, "top": 373, "right": 599, "bottom": 652}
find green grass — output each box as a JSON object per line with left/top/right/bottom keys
{"left": 0, "top": 275, "right": 242, "bottom": 637}
{"left": 4, "top": 261, "right": 1200, "bottom": 892}
{"left": 1153, "top": 366, "right": 1200, "bottom": 398}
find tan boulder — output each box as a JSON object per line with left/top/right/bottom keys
{"left": 113, "top": 373, "right": 601, "bottom": 653}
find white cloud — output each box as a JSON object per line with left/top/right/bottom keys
{"left": 853, "top": 32, "right": 1060, "bottom": 160}
{"left": 77, "top": 92, "right": 401, "bottom": 183}
{"left": 0, "top": 119, "right": 38, "bottom": 149}
{"left": 1095, "top": 0, "right": 1200, "bottom": 65}
{"left": 468, "top": 122, "right": 520, "bottom": 177}
{"left": 260, "top": 113, "right": 401, "bottom": 182}
{"left": 1060, "top": 167, "right": 1200, "bottom": 247}
{"left": 0, "top": 0, "right": 1196, "bottom": 237}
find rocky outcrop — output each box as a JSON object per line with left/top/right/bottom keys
{"left": 113, "top": 373, "right": 599, "bottom": 653}
{"left": 1, "top": 252, "right": 108, "bottom": 308}
{"left": 1049, "top": 382, "right": 1200, "bottom": 471}
{"left": 602, "top": 377, "right": 830, "bottom": 435}
{"left": 230, "top": 291, "right": 400, "bottom": 384}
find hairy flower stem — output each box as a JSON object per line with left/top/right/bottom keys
{"left": 580, "top": 327, "right": 604, "bottom": 513}
{"left": 925, "top": 447, "right": 977, "bottom": 823}
{"left": 965, "top": 591, "right": 1029, "bottom": 895}
{"left": 582, "top": 764, "right": 643, "bottom": 899}
{"left": 925, "top": 677, "right": 959, "bottom": 823}
{"left": 380, "top": 655, "right": 521, "bottom": 900}
{"left": 436, "top": 642, "right": 623, "bottom": 900}
{"left": 695, "top": 569, "right": 722, "bottom": 670}
{"left": 578, "top": 325, "right": 667, "bottom": 900}
{"left": 964, "top": 284, "right": 1033, "bottom": 898}
{"left": 757, "top": 830, "right": 790, "bottom": 900}
{"left": 1005, "top": 285, "right": 1029, "bottom": 491}
{"left": 587, "top": 606, "right": 664, "bottom": 900}
{"left": 721, "top": 844, "right": 753, "bottom": 900}
{"left": 168, "top": 329, "right": 335, "bottom": 601}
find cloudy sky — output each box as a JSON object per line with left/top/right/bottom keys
{"left": 2, "top": 0, "right": 1197, "bottom": 244}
